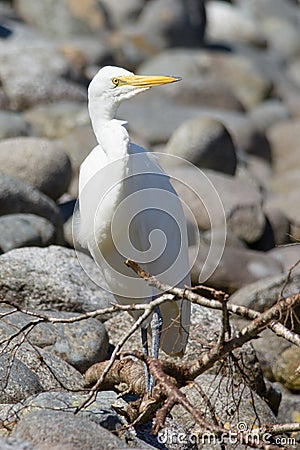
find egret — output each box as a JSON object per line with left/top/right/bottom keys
{"left": 77, "top": 66, "right": 191, "bottom": 390}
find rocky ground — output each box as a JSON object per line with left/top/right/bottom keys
{"left": 0, "top": 0, "right": 299, "bottom": 449}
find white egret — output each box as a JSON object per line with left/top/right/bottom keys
{"left": 77, "top": 66, "right": 190, "bottom": 390}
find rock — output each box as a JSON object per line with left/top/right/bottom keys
{"left": 266, "top": 193, "right": 300, "bottom": 242}
{"left": 189, "top": 244, "right": 283, "bottom": 293}
{"left": 0, "top": 354, "right": 43, "bottom": 403}
{"left": 0, "top": 246, "right": 114, "bottom": 313}
{"left": 165, "top": 117, "right": 237, "bottom": 175}
{"left": 273, "top": 346, "right": 300, "bottom": 392}
{"left": 61, "top": 124, "right": 97, "bottom": 197}
{"left": 0, "top": 214, "right": 57, "bottom": 254}
{"left": 276, "top": 383, "right": 300, "bottom": 426}
{"left": 0, "top": 438, "right": 36, "bottom": 450}
{"left": 170, "top": 374, "right": 275, "bottom": 437}
{"left": 99, "top": 0, "right": 144, "bottom": 28}
{"left": 14, "top": 0, "right": 107, "bottom": 38}
{"left": 119, "top": 0, "right": 206, "bottom": 66}
{"left": 248, "top": 99, "right": 290, "bottom": 132}
{"left": 24, "top": 101, "right": 89, "bottom": 139}
{"left": 0, "top": 111, "right": 30, "bottom": 139}
{"left": 267, "top": 119, "right": 300, "bottom": 174}
{"left": 262, "top": 205, "right": 290, "bottom": 246}
{"left": 164, "top": 165, "right": 265, "bottom": 244}
{"left": 1, "top": 391, "right": 131, "bottom": 441}
{"left": 139, "top": 49, "right": 272, "bottom": 110}
{"left": 245, "top": 155, "right": 273, "bottom": 189}
{"left": 15, "top": 345, "right": 85, "bottom": 391}
{"left": 268, "top": 245, "right": 300, "bottom": 274}
{"left": 206, "top": 1, "right": 266, "bottom": 47}
{"left": 0, "top": 308, "right": 109, "bottom": 373}
{"left": 0, "top": 21, "right": 86, "bottom": 109}
{"left": 229, "top": 271, "right": 300, "bottom": 313}
{"left": 287, "top": 58, "right": 300, "bottom": 89}
{"left": 0, "top": 173, "right": 63, "bottom": 241}
{"left": 11, "top": 410, "right": 130, "bottom": 449}
{"left": 0, "top": 137, "right": 72, "bottom": 200}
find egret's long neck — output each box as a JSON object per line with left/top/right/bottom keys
{"left": 88, "top": 96, "right": 130, "bottom": 161}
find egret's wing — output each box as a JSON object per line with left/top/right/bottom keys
{"left": 128, "top": 144, "right": 191, "bottom": 355}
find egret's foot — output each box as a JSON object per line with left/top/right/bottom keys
{"left": 149, "top": 306, "right": 163, "bottom": 390}
{"left": 141, "top": 327, "right": 151, "bottom": 392}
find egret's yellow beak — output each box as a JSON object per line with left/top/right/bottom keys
{"left": 117, "top": 74, "right": 181, "bottom": 88}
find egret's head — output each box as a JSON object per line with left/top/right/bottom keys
{"left": 88, "top": 65, "right": 180, "bottom": 119}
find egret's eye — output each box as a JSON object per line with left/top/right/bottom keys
{"left": 112, "top": 77, "right": 120, "bottom": 87}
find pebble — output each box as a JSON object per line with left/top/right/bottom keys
{"left": 15, "top": 345, "right": 84, "bottom": 392}
{"left": 0, "top": 309, "right": 109, "bottom": 373}
{"left": 0, "top": 111, "right": 30, "bottom": 139}
{"left": 267, "top": 118, "right": 300, "bottom": 174}
{"left": 11, "top": 410, "right": 130, "bottom": 449}
{"left": 0, "top": 246, "right": 114, "bottom": 313}
{"left": 24, "top": 101, "right": 89, "bottom": 139}
{"left": 0, "top": 173, "right": 64, "bottom": 242}
{"left": 0, "top": 438, "right": 36, "bottom": 450}
{"left": 0, "top": 137, "right": 72, "bottom": 201}
{"left": 165, "top": 116, "right": 237, "bottom": 175}
{"left": 0, "top": 354, "right": 43, "bottom": 404}
{"left": 229, "top": 271, "right": 300, "bottom": 312}
{"left": 0, "top": 214, "right": 57, "bottom": 254}
{"left": 14, "top": 0, "right": 108, "bottom": 38}
{"left": 139, "top": 48, "right": 272, "bottom": 110}
{"left": 268, "top": 245, "right": 300, "bottom": 274}
{"left": 189, "top": 244, "right": 283, "bottom": 293}
{"left": 206, "top": 0, "right": 266, "bottom": 47}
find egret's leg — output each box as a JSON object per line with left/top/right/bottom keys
{"left": 141, "top": 327, "right": 151, "bottom": 392}
{"left": 149, "top": 305, "right": 163, "bottom": 389}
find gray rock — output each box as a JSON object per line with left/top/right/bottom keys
{"left": 170, "top": 374, "right": 275, "bottom": 442}
{"left": 11, "top": 410, "right": 129, "bottom": 449}
{"left": 0, "top": 354, "right": 43, "bottom": 403}
{"left": 266, "top": 193, "right": 300, "bottom": 242}
{"left": 206, "top": 1, "right": 266, "bottom": 47}
{"left": 166, "top": 166, "right": 265, "bottom": 244}
{"left": 165, "top": 117, "right": 237, "bottom": 175}
{"left": 287, "top": 58, "right": 300, "bottom": 89}
{"left": 139, "top": 49, "right": 272, "bottom": 110}
{"left": 189, "top": 244, "right": 283, "bottom": 293}
{"left": 0, "top": 214, "right": 57, "bottom": 254}
{"left": 267, "top": 118, "right": 300, "bottom": 174}
{"left": 61, "top": 124, "right": 97, "bottom": 197}
{"left": 0, "top": 438, "right": 36, "bottom": 450}
{"left": 249, "top": 99, "right": 290, "bottom": 132}
{"left": 276, "top": 382, "right": 300, "bottom": 427}
{"left": 0, "top": 173, "right": 63, "bottom": 242}
{"left": 24, "top": 101, "right": 89, "bottom": 139}
{"left": 15, "top": 345, "right": 85, "bottom": 391}
{"left": 14, "top": 0, "right": 107, "bottom": 38}
{"left": 1, "top": 391, "right": 127, "bottom": 441}
{"left": 0, "top": 137, "right": 72, "bottom": 200}
{"left": 268, "top": 245, "right": 300, "bottom": 274}
{"left": 0, "top": 21, "right": 86, "bottom": 109}
{"left": 0, "top": 111, "right": 30, "bottom": 139}
{"left": 99, "top": 0, "right": 144, "bottom": 28}
{"left": 229, "top": 271, "right": 300, "bottom": 312}
{"left": 263, "top": 204, "right": 291, "bottom": 246}
{"left": 0, "top": 246, "right": 114, "bottom": 313}
{"left": 119, "top": 0, "right": 206, "bottom": 66}
{"left": 0, "top": 309, "right": 109, "bottom": 373}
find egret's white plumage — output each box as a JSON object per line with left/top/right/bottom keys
{"left": 78, "top": 66, "right": 190, "bottom": 356}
